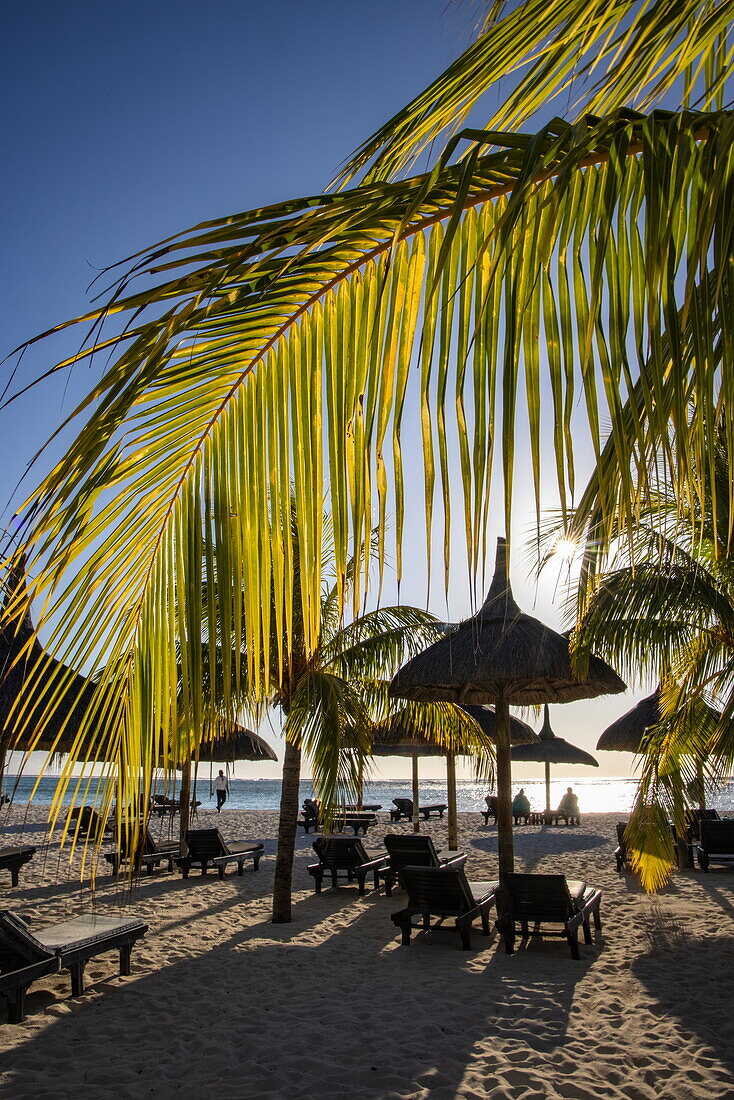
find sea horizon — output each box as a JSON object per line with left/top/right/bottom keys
{"left": 4, "top": 773, "right": 734, "bottom": 815}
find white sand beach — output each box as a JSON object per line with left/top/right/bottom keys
{"left": 1, "top": 804, "right": 733, "bottom": 1099}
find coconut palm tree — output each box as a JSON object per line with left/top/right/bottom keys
{"left": 567, "top": 415, "right": 734, "bottom": 888}
{"left": 2, "top": 0, "right": 733, "bottom": 860}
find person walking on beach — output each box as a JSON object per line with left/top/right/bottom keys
{"left": 214, "top": 770, "right": 229, "bottom": 812}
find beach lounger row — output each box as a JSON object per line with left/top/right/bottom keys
{"left": 105, "top": 828, "right": 263, "bottom": 878}
{"left": 305, "top": 834, "right": 602, "bottom": 958}
{"left": 0, "top": 910, "right": 147, "bottom": 1023}
{"left": 297, "top": 800, "right": 378, "bottom": 836}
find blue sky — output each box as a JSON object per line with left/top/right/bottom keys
{"left": 2, "top": 1, "right": 648, "bottom": 782}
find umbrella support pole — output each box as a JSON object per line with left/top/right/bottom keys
{"left": 179, "top": 764, "right": 191, "bottom": 854}
{"left": 544, "top": 761, "right": 551, "bottom": 815}
{"left": 412, "top": 754, "right": 420, "bottom": 833}
{"left": 357, "top": 758, "right": 364, "bottom": 812}
{"left": 446, "top": 751, "right": 458, "bottom": 850}
{"left": 495, "top": 691, "right": 514, "bottom": 876}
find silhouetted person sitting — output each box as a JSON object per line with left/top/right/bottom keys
{"left": 512, "top": 788, "right": 531, "bottom": 823}
{"left": 556, "top": 787, "right": 580, "bottom": 824}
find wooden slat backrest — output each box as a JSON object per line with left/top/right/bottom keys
{"left": 384, "top": 834, "right": 440, "bottom": 870}
{"left": 616, "top": 822, "right": 628, "bottom": 850}
{"left": 399, "top": 865, "right": 474, "bottom": 915}
{"left": 393, "top": 798, "right": 413, "bottom": 816}
{"left": 313, "top": 836, "right": 368, "bottom": 870}
{"left": 699, "top": 819, "right": 734, "bottom": 851}
{"left": 0, "top": 911, "right": 53, "bottom": 965}
{"left": 503, "top": 873, "right": 574, "bottom": 922}
{"left": 185, "top": 829, "right": 226, "bottom": 860}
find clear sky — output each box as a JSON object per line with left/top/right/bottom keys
{"left": 2, "top": 1, "right": 650, "bottom": 783}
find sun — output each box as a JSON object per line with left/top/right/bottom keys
{"left": 553, "top": 535, "right": 580, "bottom": 562}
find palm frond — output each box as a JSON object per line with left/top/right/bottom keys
{"left": 337, "top": 0, "right": 733, "bottom": 185}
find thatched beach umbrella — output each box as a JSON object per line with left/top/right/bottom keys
{"left": 598, "top": 686, "right": 720, "bottom": 810}
{"left": 169, "top": 725, "right": 278, "bottom": 841}
{"left": 597, "top": 689, "right": 663, "bottom": 754}
{"left": 459, "top": 705, "right": 538, "bottom": 746}
{"left": 196, "top": 727, "right": 278, "bottom": 765}
{"left": 1, "top": 558, "right": 102, "bottom": 787}
{"left": 367, "top": 704, "right": 502, "bottom": 849}
{"left": 390, "top": 537, "right": 625, "bottom": 875}
{"left": 511, "top": 704, "right": 598, "bottom": 814}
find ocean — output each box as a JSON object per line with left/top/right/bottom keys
{"left": 4, "top": 774, "right": 734, "bottom": 815}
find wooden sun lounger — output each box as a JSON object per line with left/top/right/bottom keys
{"left": 65, "top": 806, "right": 111, "bottom": 841}
{"left": 176, "top": 829, "right": 263, "bottom": 878}
{"left": 0, "top": 909, "right": 148, "bottom": 1021}
{"left": 104, "top": 827, "right": 179, "bottom": 875}
{"left": 0, "top": 954, "right": 60, "bottom": 1024}
{"left": 391, "top": 860, "right": 499, "bottom": 949}
{"left": 496, "top": 873, "right": 602, "bottom": 959}
{"left": 297, "top": 801, "right": 377, "bottom": 836}
{"left": 389, "top": 798, "right": 448, "bottom": 822}
{"left": 0, "top": 846, "right": 36, "bottom": 888}
{"left": 307, "top": 836, "right": 388, "bottom": 895}
{"left": 696, "top": 819, "right": 734, "bottom": 872}
{"left": 380, "top": 833, "right": 464, "bottom": 896}
{"left": 481, "top": 796, "right": 498, "bottom": 825}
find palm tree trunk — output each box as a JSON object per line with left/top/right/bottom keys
{"left": 272, "top": 737, "right": 302, "bottom": 923}
{"left": 544, "top": 761, "right": 551, "bottom": 815}
{"left": 446, "top": 751, "right": 458, "bottom": 850}
{"left": 495, "top": 690, "right": 514, "bottom": 876}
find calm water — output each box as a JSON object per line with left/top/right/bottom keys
{"left": 4, "top": 774, "right": 734, "bottom": 814}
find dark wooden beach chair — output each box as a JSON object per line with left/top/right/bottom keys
{"left": 672, "top": 808, "right": 721, "bottom": 866}
{"left": 104, "top": 826, "right": 179, "bottom": 875}
{"left": 149, "top": 795, "right": 201, "bottom": 819}
{"left": 307, "top": 836, "right": 388, "bottom": 895}
{"left": 65, "top": 806, "right": 111, "bottom": 840}
{"left": 297, "top": 799, "right": 377, "bottom": 836}
{"left": 176, "top": 828, "right": 264, "bottom": 879}
{"left": 497, "top": 873, "right": 602, "bottom": 959}
{"left": 0, "top": 846, "right": 36, "bottom": 888}
{"left": 297, "top": 799, "right": 321, "bottom": 833}
{"left": 615, "top": 822, "right": 630, "bottom": 872}
{"left": 389, "top": 797, "right": 448, "bottom": 822}
{"left": 686, "top": 807, "right": 720, "bottom": 838}
{"left": 391, "top": 860, "right": 499, "bottom": 949}
{"left": 696, "top": 819, "right": 734, "bottom": 872}
{"left": 380, "top": 833, "right": 464, "bottom": 896}
{"left": 0, "top": 909, "right": 147, "bottom": 1022}
{"left": 481, "top": 796, "right": 498, "bottom": 825}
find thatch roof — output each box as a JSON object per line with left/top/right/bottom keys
{"left": 597, "top": 689, "right": 662, "bottom": 752}
{"left": 389, "top": 538, "right": 626, "bottom": 706}
{"left": 459, "top": 704, "right": 538, "bottom": 745}
{"left": 596, "top": 687, "right": 722, "bottom": 753}
{"left": 197, "top": 727, "right": 277, "bottom": 763}
{"left": 368, "top": 723, "right": 452, "bottom": 758}
{"left": 511, "top": 704, "right": 598, "bottom": 766}
{"left": 0, "top": 558, "right": 100, "bottom": 755}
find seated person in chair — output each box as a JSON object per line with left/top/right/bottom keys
{"left": 512, "top": 788, "right": 531, "bottom": 822}
{"left": 556, "top": 787, "right": 580, "bottom": 823}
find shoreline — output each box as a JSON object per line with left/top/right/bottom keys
{"left": 2, "top": 803, "right": 734, "bottom": 1098}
